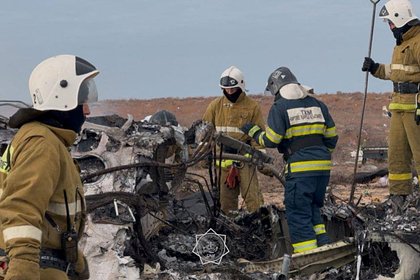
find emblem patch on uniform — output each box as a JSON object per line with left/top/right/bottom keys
{"left": 287, "top": 107, "right": 325, "bottom": 125}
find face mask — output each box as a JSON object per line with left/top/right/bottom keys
{"left": 392, "top": 24, "right": 412, "bottom": 45}
{"left": 223, "top": 88, "right": 242, "bottom": 103}
{"left": 49, "top": 105, "right": 86, "bottom": 133}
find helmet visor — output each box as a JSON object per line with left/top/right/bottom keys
{"left": 264, "top": 83, "right": 272, "bottom": 96}
{"left": 220, "top": 76, "right": 239, "bottom": 88}
{"left": 78, "top": 78, "right": 98, "bottom": 105}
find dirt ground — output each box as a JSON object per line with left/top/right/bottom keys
{"left": 90, "top": 92, "right": 393, "bottom": 207}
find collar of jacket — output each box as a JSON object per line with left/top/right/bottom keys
{"left": 34, "top": 121, "right": 77, "bottom": 147}
{"left": 403, "top": 25, "right": 420, "bottom": 41}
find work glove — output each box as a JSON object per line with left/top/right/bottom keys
{"left": 361, "top": 57, "right": 379, "bottom": 74}
{"left": 5, "top": 258, "right": 40, "bottom": 280}
{"left": 184, "top": 119, "right": 203, "bottom": 144}
{"left": 257, "top": 165, "right": 274, "bottom": 177}
{"left": 241, "top": 123, "right": 261, "bottom": 138}
{"left": 225, "top": 165, "right": 240, "bottom": 189}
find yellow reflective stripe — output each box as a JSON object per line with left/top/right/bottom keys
{"left": 289, "top": 160, "right": 332, "bottom": 172}
{"left": 215, "top": 126, "right": 243, "bottom": 134}
{"left": 313, "top": 224, "right": 326, "bottom": 235}
{"left": 388, "top": 103, "right": 416, "bottom": 110}
{"left": 389, "top": 173, "right": 412, "bottom": 181}
{"left": 384, "top": 64, "right": 391, "bottom": 79}
{"left": 244, "top": 153, "right": 252, "bottom": 158}
{"left": 3, "top": 225, "right": 42, "bottom": 243}
{"left": 0, "top": 145, "right": 13, "bottom": 174}
{"left": 292, "top": 239, "right": 317, "bottom": 253}
{"left": 324, "top": 127, "right": 337, "bottom": 138}
{"left": 266, "top": 127, "right": 282, "bottom": 144}
{"left": 216, "top": 159, "right": 235, "bottom": 168}
{"left": 285, "top": 124, "right": 325, "bottom": 139}
{"left": 48, "top": 200, "right": 82, "bottom": 216}
{"left": 391, "top": 64, "right": 420, "bottom": 73}
{"left": 258, "top": 133, "right": 265, "bottom": 146}
{"left": 248, "top": 126, "right": 260, "bottom": 137}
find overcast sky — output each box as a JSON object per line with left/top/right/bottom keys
{"left": 1, "top": 0, "right": 420, "bottom": 103}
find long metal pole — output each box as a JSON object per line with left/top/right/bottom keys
{"left": 349, "top": 0, "right": 381, "bottom": 204}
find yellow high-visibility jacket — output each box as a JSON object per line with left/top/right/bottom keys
{"left": 374, "top": 25, "right": 420, "bottom": 111}
{"left": 0, "top": 121, "right": 86, "bottom": 277}
{"left": 203, "top": 92, "right": 266, "bottom": 150}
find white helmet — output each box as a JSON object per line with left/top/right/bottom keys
{"left": 219, "top": 66, "right": 246, "bottom": 92}
{"left": 29, "top": 55, "right": 99, "bottom": 111}
{"left": 379, "top": 0, "right": 418, "bottom": 28}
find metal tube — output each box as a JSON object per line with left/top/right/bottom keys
{"left": 349, "top": 0, "right": 381, "bottom": 205}
{"left": 280, "top": 254, "right": 291, "bottom": 280}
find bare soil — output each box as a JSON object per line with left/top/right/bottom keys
{"left": 90, "top": 92, "right": 392, "bottom": 207}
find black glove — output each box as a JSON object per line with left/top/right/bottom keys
{"left": 241, "top": 123, "right": 261, "bottom": 138}
{"left": 362, "top": 57, "right": 379, "bottom": 74}
{"left": 184, "top": 119, "right": 203, "bottom": 144}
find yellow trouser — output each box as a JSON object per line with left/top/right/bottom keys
{"left": 219, "top": 163, "right": 264, "bottom": 214}
{"left": 388, "top": 110, "right": 420, "bottom": 195}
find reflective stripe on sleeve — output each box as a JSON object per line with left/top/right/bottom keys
{"left": 3, "top": 225, "right": 42, "bottom": 243}
{"left": 48, "top": 200, "right": 82, "bottom": 216}
{"left": 313, "top": 224, "right": 326, "bottom": 235}
{"left": 391, "top": 64, "right": 420, "bottom": 73}
{"left": 384, "top": 64, "right": 391, "bottom": 79}
{"left": 266, "top": 127, "right": 282, "bottom": 144}
{"left": 248, "top": 126, "right": 261, "bottom": 137}
{"left": 215, "top": 126, "right": 243, "bottom": 134}
{"left": 258, "top": 133, "right": 265, "bottom": 146}
{"left": 216, "top": 159, "right": 235, "bottom": 168}
{"left": 292, "top": 239, "right": 317, "bottom": 253}
{"left": 324, "top": 127, "right": 337, "bottom": 138}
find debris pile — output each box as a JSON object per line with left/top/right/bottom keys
{"left": 1, "top": 108, "right": 419, "bottom": 280}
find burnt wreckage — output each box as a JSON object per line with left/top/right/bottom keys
{"left": 0, "top": 103, "right": 419, "bottom": 280}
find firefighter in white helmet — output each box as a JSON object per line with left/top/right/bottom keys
{"left": 0, "top": 55, "right": 99, "bottom": 279}
{"left": 362, "top": 0, "right": 420, "bottom": 210}
{"left": 202, "top": 66, "right": 266, "bottom": 214}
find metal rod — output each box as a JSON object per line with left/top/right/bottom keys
{"left": 349, "top": 0, "right": 380, "bottom": 204}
